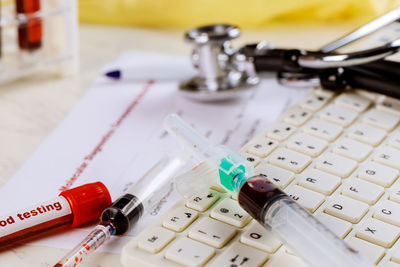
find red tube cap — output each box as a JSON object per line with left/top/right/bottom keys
{"left": 59, "top": 182, "right": 112, "bottom": 227}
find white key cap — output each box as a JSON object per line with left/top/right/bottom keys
{"left": 165, "top": 237, "right": 215, "bottom": 267}
{"left": 341, "top": 179, "right": 384, "bottom": 204}
{"left": 315, "top": 153, "right": 357, "bottom": 178}
{"left": 285, "top": 185, "right": 325, "bottom": 212}
{"left": 374, "top": 147, "right": 400, "bottom": 169}
{"left": 314, "top": 87, "right": 335, "bottom": 98}
{"left": 377, "top": 97, "right": 400, "bottom": 116}
{"left": 319, "top": 104, "right": 358, "bottom": 126}
{"left": 137, "top": 226, "right": 175, "bottom": 253}
{"left": 263, "top": 253, "right": 308, "bottom": 267}
{"left": 283, "top": 107, "right": 312, "bottom": 126}
{"left": 348, "top": 123, "right": 386, "bottom": 146}
{"left": 265, "top": 122, "right": 296, "bottom": 141}
{"left": 346, "top": 237, "right": 385, "bottom": 264}
{"left": 188, "top": 217, "right": 236, "bottom": 248}
{"left": 303, "top": 118, "right": 343, "bottom": 141}
{"left": 247, "top": 137, "right": 278, "bottom": 158}
{"left": 268, "top": 148, "right": 311, "bottom": 173}
{"left": 241, "top": 221, "right": 282, "bottom": 253}
{"left": 163, "top": 207, "right": 199, "bottom": 232}
{"left": 210, "top": 198, "right": 251, "bottom": 228}
{"left": 297, "top": 169, "right": 341, "bottom": 195}
{"left": 356, "top": 218, "right": 400, "bottom": 248}
{"left": 386, "top": 261, "right": 400, "bottom": 267}
{"left": 299, "top": 93, "right": 330, "bottom": 112}
{"left": 389, "top": 131, "right": 400, "bottom": 150}
{"left": 358, "top": 162, "right": 399, "bottom": 187}
{"left": 391, "top": 248, "right": 400, "bottom": 264}
{"left": 335, "top": 92, "right": 371, "bottom": 112}
{"left": 255, "top": 163, "right": 295, "bottom": 189}
{"left": 316, "top": 213, "right": 352, "bottom": 238}
{"left": 186, "top": 191, "right": 220, "bottom": 212}
{"left": 332, "top": 138, "right": 372, "bottom": 162}
{"left": 208, "top": 242, "right": 268, "bottom": 267}
{"left": 242, "top": 152, "right": 261, "bottom": 167}
{"left": 286, "top": 133, "right": 328, "bottom": 157}
{"left": 374, "top": 200, "right": 400, "bottom": 227}
{"left": 363, "top": 109, "right": 399, "bottom": 131}
{"left": 390, "top": 187, "right": 400, "bottom": 204}
{"left": 325, "top": 195, "right": 369, "bottom": 223}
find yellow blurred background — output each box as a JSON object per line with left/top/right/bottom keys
{"left": 79, "top": 0, "right": 400, "bottom": 29}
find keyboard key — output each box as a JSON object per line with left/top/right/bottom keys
{"left": 188, "top": 217, "right": 236, "bottom": 248}
{"left": 386, "top": 261, "right": 400, "bottom": 267}
{"left": 346, "top": 237, "right": 385, "bottom": 264}
{"left": 356, "top": 218, "right": 400, "bottom": 248}
{"left": 315, "top": 153, "right": 357, "bottom": 178}
{"left": 374, "top": 147, "right": 400, "bottom": 169}
{"left": 377, "top": 97, "right": 400, "bottom": 116}
{"left": 165, "top": 237, "right": 215, "bottom": 267}
{"left": 303, "top": 118, "right": 343, "bottom": 141}
{"left": 390, "top": 187, "right": 400, "bottom": 204}
{"left": 283, "top": 107, "right": 312, "bottom": 126}
{"left": 319, "top": 104, "right": 358, "bottom": 126}
{"left": 265, "top": 122, "right": 296, "bottom": 141}
{"left": 374, "top": 200, "right": 400, "bottom": 227}
{"left": 348, "top": 123, "right": 386, "bottom": 146}
{"left": 297, "top": 169, "right": 341, "bottom": 195}
{"left": 255, "top": 163, "right": 295, "bottom": 189}
{"left": 286, "top": 133, "right": 328, "bottom": 157}
{"left": 268, "top": 148, "right": 311, "bottom": 173}
{"left": 332, "top": 138, "right": 372, "bottom": 162}
{"left": 240, "top": 221, "right": 282, "bottom": 253}
{"left": 210, "top": 198, "right": 251, "bottom": 228}
{"left": 242, "top": 152, "right": 261, "bottom": 167}
{"left": 247, "top": 137, "right": 278, "bottom": 158}
{"left": 325, "top": 195, "right": 368, "bottom": 223}
{"left": 316, "top": 213, "right": 352, "bottom": 238}
{"left": 341, "top": 179, "right": 384, "bottom": 204}
{"left": 391, "top": 248, "right": 400, "bottom": 264}
{"left": 163, "top": 206, "right": 199, "bottom": 232}
{"left": 388, "top": 132, "right": 400, "bottom": 150}
{"left": 362, "top": 109, "right": 399, "bottom": 131}
{"left": 335, "top": 92, "right": 371, "bottom": 112}
{"left": 137, "top": 226, "right": 175, "bottom": 253}
{"left": 285, "top": 185, "right": 325, "bottom": 212}
{"left": 208, "top": 242, "right": 268, "bottom": 267}
{"left": 358, "top": 162, "right": 399, "bottom": 187}
{"left": 299, "top": 93, "right": 330, "bottom": 112}
{"left": 264, "top": 253, "right": 308, "bottom": 267}
{"left": 186, "top": 191, "right": 220, "bottom": 212}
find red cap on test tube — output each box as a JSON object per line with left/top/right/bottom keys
{"left": 59, "top": 182, "right": 112, "bottom": 227}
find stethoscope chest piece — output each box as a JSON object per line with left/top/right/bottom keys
{"left": 179, "top": 24, "right": 260, "bottom": 101}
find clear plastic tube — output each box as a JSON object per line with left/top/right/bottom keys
{"left": 54, "top": 224, "right": 114, "bottom": 267}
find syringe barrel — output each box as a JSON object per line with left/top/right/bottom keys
{"left": 238, "top": 175, "right": 374, "bottom": 267}
{"left": 102, "top": 154, "right": 187, "bottom": 235}
{"left": 164, "top": 114, "right": 253, "bottom": 192}
{"left": 164, "top": 114, "right": 211, "bottom": 158}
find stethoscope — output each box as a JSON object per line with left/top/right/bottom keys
{"left": 179, "top": 22, "right": 400, "bottom": 101}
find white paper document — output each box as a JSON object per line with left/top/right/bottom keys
{"left": 0, "top": 51, "right": 307, "bottom": 253}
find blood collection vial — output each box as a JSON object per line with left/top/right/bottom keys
{"left": 0, "top": 182, "right": 112, "bottom": 247}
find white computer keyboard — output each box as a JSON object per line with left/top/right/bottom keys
{"left": 121, "top": 87, "right": 400, "bottom": 267}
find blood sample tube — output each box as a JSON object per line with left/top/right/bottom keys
{"left": 15, "top": 0, "right": 42, "bottom": 51}
{"left": 0, "top": 182, "right": 112, "bottom": 247}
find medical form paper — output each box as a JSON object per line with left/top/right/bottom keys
{"left": 0, "top": 51, "right": 307, "bottom": 253}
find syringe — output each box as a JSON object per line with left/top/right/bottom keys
{"left": 54, "top": 154, "right": 187, "bottom": 267}
{"left": 164, "top": 114, "right": 374, "bottom": 267}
